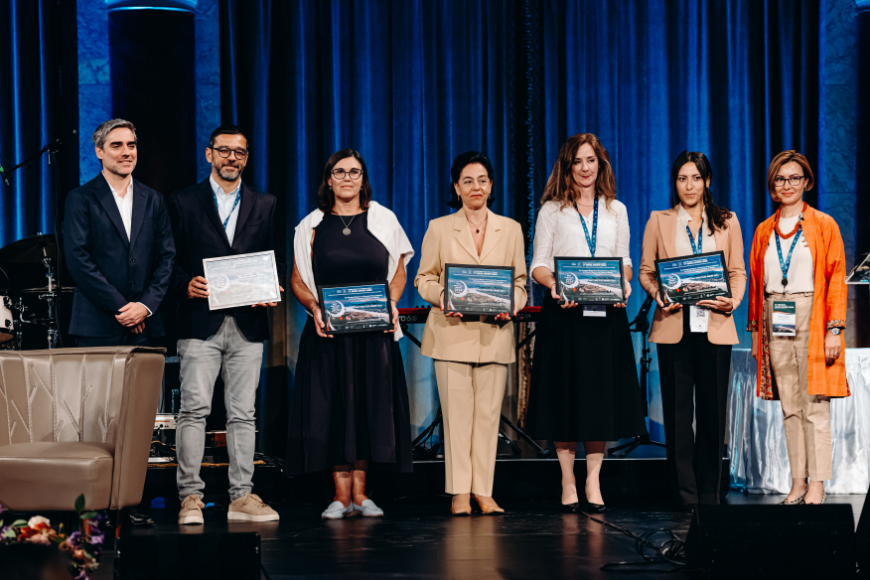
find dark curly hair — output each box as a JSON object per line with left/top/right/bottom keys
{"left": 316, "top": 149, "right": 372, "bottom": 213}
{"left": 447, "top": 151, "right": 495, "bottom": 209}
{"left": 669, "top": 151, "right": 732, "bottom": 234}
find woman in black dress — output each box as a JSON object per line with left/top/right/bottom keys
{"left": 287, "top": 149, "right": 415, "bottom": 519}
{"left": 527, "top": 134, "right": 647, "bottom": 512}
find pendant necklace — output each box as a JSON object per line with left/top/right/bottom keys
{"left": 467, "top": 213, "right": 487, "bottom": 234}
{"left": 338, "top": 213, "right": 358, "bottom": 236}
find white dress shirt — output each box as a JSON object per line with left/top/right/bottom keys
{"left": 210, "top": 175, "right": 242, "bottom": 245}
{"left": 674, "top": 204, "right": 717, "bottom": 257}
{"left": 531, "top": 198, "right": 632, "bottom": 277}
{"left": 105, "top": 173, "right": 133, "bottom": 240}
{"left": 764, "top": 214, "right": 814, "bottom": 293}
{"left": 103, "top": 172, "right": 151, "bottom": 317}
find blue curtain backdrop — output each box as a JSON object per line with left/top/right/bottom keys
{"left": 219, "top": 0, "right": 825, "bottom": 448}
{"left": 0, "top": 0, "right": 79, "bottom": 247}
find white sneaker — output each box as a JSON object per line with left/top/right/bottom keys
{"left": 321, "top": 501, "right": 352, "bottom": 520}
{"left": 227, "top": 493, "right": 280, "bottom": 522}
{"left": 352, "top": 499, "right": 384, "bottom": 518}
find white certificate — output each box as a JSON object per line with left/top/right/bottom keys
{"left": 203, "top": 250, "right": 281, "bottom": 311}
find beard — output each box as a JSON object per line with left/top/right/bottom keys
{"left": 216, "top": 162, "right": 242, "bottom": 182}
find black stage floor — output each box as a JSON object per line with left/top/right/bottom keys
{"left": 97, "top": 491, "right": 867, "bottom": 580}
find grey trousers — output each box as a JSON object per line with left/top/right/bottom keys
{"left": 176, "top": 316, "right": 263, "bottom": 500}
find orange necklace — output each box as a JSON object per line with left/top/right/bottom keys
{"left": 774, "top": 202, "right": 806, "bottom": 239}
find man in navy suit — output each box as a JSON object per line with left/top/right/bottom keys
{"left": 63, "top": 119, "right": 175, "bottom": 346}
{"left": 169, "top": 125, "right": 285, "bottom": 525}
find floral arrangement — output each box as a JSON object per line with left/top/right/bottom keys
{"left": 0, "top": 494, "right": 106, "bottom": 580}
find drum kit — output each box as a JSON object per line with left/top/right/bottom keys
{"left": 0, "top": 233, "right": 73, "bottom": 350}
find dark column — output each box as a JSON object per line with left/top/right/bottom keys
{"left": 108, "top": 0, "right": 197, "bottom": 195}
{"left": 856, "top": 2, "right": 870, "bottom": 347}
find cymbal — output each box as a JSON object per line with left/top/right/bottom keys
{"left": 19, "top": 286, "right": 75, "bottom": 294}
{"left": 0, "top": 234, "right": 59, "bottom": 264}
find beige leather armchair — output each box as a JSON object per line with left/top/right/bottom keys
{"left": 0, "top": 347, "right": 164, "bottom": 511}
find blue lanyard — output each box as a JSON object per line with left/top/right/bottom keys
{"left": 686, "top": 219, "right": 704, "bottom": 255}
{"left": 775, "top": 228, "right": 802, "bottom": 286}
{"left": 578, "top": 195, "right": 599, "bottom": 257}
{"left": 213, "top": 189, "right": 241, "bottom": 230}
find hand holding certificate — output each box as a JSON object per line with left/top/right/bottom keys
{"left": 443, "top": 264, "right": 515, "bottom": 317}
{"left": 203, "top": 251, "right": 282, "bottom": 310}
{"left": 554, "top": 257, "right": 628, "bottom": 307}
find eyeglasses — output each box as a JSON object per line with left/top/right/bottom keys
{"left": 331, "top": 168, "right": 364, "bottom": 180}
{"left": 773, "top": 175, "right": 805, "bottom": 188}
{"left": 210, "top": 147, "right": 249, "bottom": 160}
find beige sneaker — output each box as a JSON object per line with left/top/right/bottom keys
{"left": 228, "top": 493, "right": 280, "bottom": 523}
{"left": 178, "top": 495, "right": 205, "bottom": 525}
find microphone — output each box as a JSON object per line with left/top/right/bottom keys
{"left": 0, "top": 165, "right": 9, "bottom": 187}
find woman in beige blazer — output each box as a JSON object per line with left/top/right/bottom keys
{"left": 415, "top": 151, "right": 528, "bottom": 516}
{"left": 639, "top": 151, "right": 746, "bottom": 510}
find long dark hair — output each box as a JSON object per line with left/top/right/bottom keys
{"left": 541, "top": 133, "right": 617, "bottom": 210}
{"left": 447, "top": 151, "right": 496, "bottom": 209}
{"left": 669, "top": 151, "right": 731, "bottom": 234}
{"left": 316, "top": 149, "right": 373, "bottom": 213}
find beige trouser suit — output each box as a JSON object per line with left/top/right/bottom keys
{"left": 414, "top": 210, "right": 528, "bottom": 496}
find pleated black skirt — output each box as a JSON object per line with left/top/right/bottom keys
{"left": 286, "top": 318, "right": 413, "bottom": 474}
{"left": 526, "top": 294, "right": 648, "bottom": 442}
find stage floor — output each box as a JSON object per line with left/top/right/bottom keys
{"left": 97, "top": 493, "right": 867, "bottom": 580}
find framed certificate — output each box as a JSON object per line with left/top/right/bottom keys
{"left": 655, "top": 251, "right": 732, "bottom": 305}
{"left": 317, "top": 281, "right": 393, "bottom": 334}
{"left": 203, "top": 250, "right": 282, "bottom": 311}
{"left": 444, "top": 264, "right": 514, "bottom": 316}
{"left": 846, "top": 252, "right": 870, "bottom": 284}
{"left": 554, "top": 257, "right": 626, "bottom": 304}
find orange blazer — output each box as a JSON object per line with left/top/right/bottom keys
{"left": 639, "top": 209, "right": 747, "bottom": 345}
{"left": 746, "top": 206, "right": 848, "bottom": 400}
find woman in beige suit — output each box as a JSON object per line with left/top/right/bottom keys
{"left": 415, "top": 151, "right": 528, "bottom": 516}
{"left": 639, "top": 151, "right": 746, "bottom": 509}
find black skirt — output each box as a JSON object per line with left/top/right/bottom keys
{"left": 286, "top": 319, "right": 413, "bottom": 474}
{"left": 526, "top": 294, "right": 648, "bottom": 442}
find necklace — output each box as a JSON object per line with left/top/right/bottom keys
{"left": 337, "top": 213, "right": 358, "bottom": 236}
{"left": 466, "top": 212, "right": 488, "bottom": 234}
{"left": 774, "top": 202, "right": 806, "bottom": 239}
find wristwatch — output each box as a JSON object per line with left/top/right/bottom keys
{"left": 830, "top": 328, "right": 842, "bottom": 336}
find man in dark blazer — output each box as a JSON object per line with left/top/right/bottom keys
{"left": 169, "top": 125, "right": 285, "bottom": 525}
{"left": 63, "top": 119, "right": 175, "bottom": 346}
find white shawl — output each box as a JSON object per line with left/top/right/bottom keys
{"left": 293, "top": 201, "right": 414, "bottom": 341}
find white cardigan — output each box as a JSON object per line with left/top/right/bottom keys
{"left": 293, "top": 201, "right": 414, "bottom": 340}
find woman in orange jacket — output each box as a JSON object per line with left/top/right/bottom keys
{"left": 747, "top": 150, "right": 848, "bottom": 506}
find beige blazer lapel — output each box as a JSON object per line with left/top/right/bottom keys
{"left": 713, "top": 223, "right": 728, "bottom": 261}
{"left": 453, "top": 211, "right": 481, "bottom": 263}
{"left": 659, "top": 208, "right": 679, "bottom": 259}
{"left": 478, "top": 210, "right": 503, "bottom": 263}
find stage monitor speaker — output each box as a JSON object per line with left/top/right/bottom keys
{"left": 685, "top": 504, "right": 855, "bottom": 577}
{"left": 114, "top": 532, "right": 260, "bottom": 580}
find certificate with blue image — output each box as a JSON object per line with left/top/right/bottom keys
{"left": 318, "top": 281, "right": 393, "bottom": 334}
{"left": 654, "top": 251, "right": 732, "bottom": 305}
{"left": 444, "top": 264, "right": 514, "bottom": 316}
{"left": 554, "top": 257, "right": 625, "bottom": 304}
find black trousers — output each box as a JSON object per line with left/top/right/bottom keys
{"left": 656, "top": 311, "right": 732, "bottom": 506}
{"left": 74, "top": 331, "right": 155, "bottom": 347}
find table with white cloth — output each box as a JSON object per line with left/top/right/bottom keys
{"left": 728, "top": 348, "right": 870, "bottom": 494}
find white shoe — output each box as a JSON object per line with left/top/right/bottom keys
{"left": 352, "top": 499, "right": 384, "bottom": 518}
{"left": 321, "top": 501, "right": 352, "bottom": 520}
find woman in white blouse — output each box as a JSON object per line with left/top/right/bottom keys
{"left": 526, "top": 133, "right": 647, "bottom": 513}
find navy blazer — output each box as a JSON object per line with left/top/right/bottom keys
{"left": 63, "top": 174, "right": 175, "bottom": 337}
{"left": 169, "top": 179, "right": 286, "bottom": 342}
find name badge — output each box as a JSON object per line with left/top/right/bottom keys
{"left": 771, "top": 301, "right": 796, "bottom": 337}
{"left": 583, "top": 305, "right": 607, "bottom": 318}
{"left": 689, "top": 305, "right": 709, "bottom": 333}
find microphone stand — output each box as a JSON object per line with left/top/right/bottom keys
{"left": 607, "top": 294, "right": 666, "bottom": 457}
{"left": 1, "top": 129, "right": 77, "bottom": 348}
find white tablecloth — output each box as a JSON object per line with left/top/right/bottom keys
{"left": 728, "top": 348, "right": 870, "bottom": 494}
